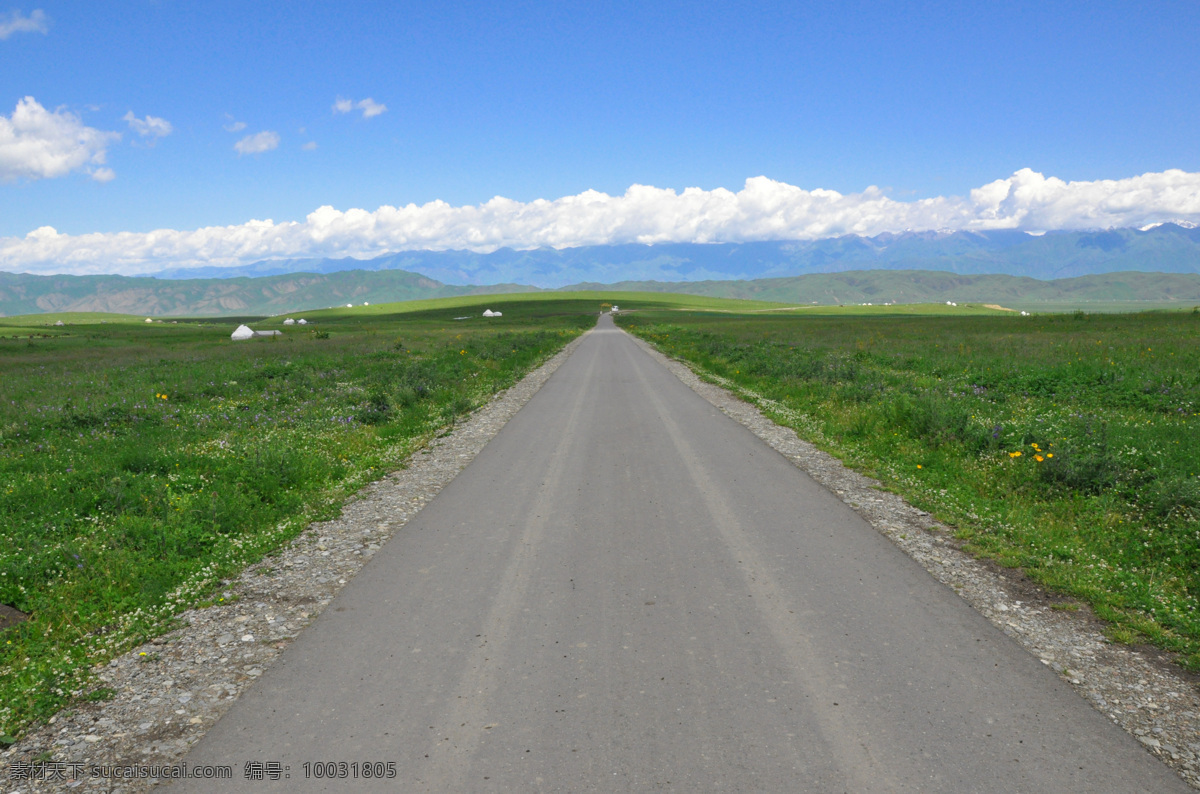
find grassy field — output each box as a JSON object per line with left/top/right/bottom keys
{"left": 619, "top": 307, "right": 1200, "bottom": 669}
{"left": 5, "top": 292, "right": 1196, "bottom": 740}
{"left": 0, "top": 297, "right": 614, "bottom": 742}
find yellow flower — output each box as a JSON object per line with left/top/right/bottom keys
{"left": 1046, "top": 453, "right": 1053, "bottom": 458}
{"left": 1035, "top": 455, "right": 1044, "bottom": 462}
{"left": 1009, "top": 451, "right": 1022, "bottom": 458}
{"left": 917, "top": 464, "right": 923, "bottom": 469}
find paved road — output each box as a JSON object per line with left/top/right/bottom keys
{"left": 176, "top": 315, "right": 1187, "bottom": 792}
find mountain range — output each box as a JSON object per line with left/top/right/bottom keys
{"left": 149, "top": 223, "right": 1200, "bottom": 287}
{"left": 4, "top": 224, "right": 1200, "bottom": 317}
{"left": 3, "top": 268, "right": 1199, "bottom": 318}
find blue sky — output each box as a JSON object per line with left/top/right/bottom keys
{"left": 2, "top": 1, "right": 1199, "bottom": 274}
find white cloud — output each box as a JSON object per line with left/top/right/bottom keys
{"left": 0, "top": 8, "right": 49, "bottom": 39}
{"left": 223, "top": 117, "right": 247, "bottom": 132}
{"left": 90, "top": 167, "right": 115, "bottom": 183}
{"left": 0, "top": 96, "right": 120, "bottom": 182}
{"left": 301, "top": 141, "right": 317, "bottom": 151}
{"left": 234, "top": 130, "right": 279, "bottom": 155}
{"left": 4, "top": 169, "right": 1200, "bottom": 276}
{"left": 123, "top": 111, "right": 173, "bottom": 141}
{"left": 333, "top": 96, "right": 386, "bottom": 119}
{"left": 356, "top": 98, "right": 386, "bottom": 118}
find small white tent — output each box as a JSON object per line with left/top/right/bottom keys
{"left": 231, "top": 324, "right": 255, "bottom": 341}
{"left": 283, "top": 318, "right": 295, "bottom": 325}
{"left": 483, "top": 309, "right": 495, "bottom": 317}
{"left": 298, "top": 319, "right": 308, "bottom": 325}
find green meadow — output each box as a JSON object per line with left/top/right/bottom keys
{"left": 0, "top": 298, "right": 624, "bottom": 741}
{"left": 620, "top": 306, "right": 1200, "bottom": 668}
{"left": 3, "top": 293, "right": 1197, "bottom": 742}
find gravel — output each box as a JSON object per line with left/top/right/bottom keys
{"left": 3, "top": 325, "right": 1196, "bottom": 791}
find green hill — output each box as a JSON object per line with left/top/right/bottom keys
{"left": 0, "top": 269, "right": 537, "bottom": 317}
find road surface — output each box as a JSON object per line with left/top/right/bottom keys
{"left": 175, "top": 314, "right": 1187, "bottom": 792}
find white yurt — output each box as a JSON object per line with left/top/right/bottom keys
{"left": 298, "top": 319, "right": 308, "bottom": 325}
{"left": 231, "top": 324, "right": 255, "bottom": 341}
{"left": 482, "top": 309, "right": 495, "bottom": 317}
{"left": 283, "top": 318, "right": 295, "bottom": 325}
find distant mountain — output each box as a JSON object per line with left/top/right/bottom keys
{"left": 4, "top": 266, "right": 1199, "bottom": 318}
{"left": 0, "top": 269, "right": 537, "bottom": 318}
{"left": 150, "top": 223, "right": 1200, "bottom": 288}
{"left": 564, "top": 270, "right": 1200, "bottom": 306}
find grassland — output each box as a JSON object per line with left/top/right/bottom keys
{"left": 619, "top": 307, "right": 1200, "bottom": 669}
{"left": 0, "top": 297, "right": 615, "bottom": 742}
{"left": 6, "top": 290, "right": 1195, "bottom": 741}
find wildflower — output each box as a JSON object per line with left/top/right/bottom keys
{"left": 1035, "top": 455, "right": 1044, "bottom": 462}
{"left": 917, "top": 465, "right": 923, "bottom": 469}
{"left": 1009, "top": 451, "right": 1022, "bottom": 458}
{"left": 1046, "top": 453, "right": 1053, "bottom": 458}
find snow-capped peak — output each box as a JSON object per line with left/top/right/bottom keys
{"left": 1140, "top": 220, "right": 1198, "bottom": 231}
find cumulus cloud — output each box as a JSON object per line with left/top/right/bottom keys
{"left": 0, "top": 8, "right": 48, "bottom": 39}
{"left": 356, "top": 98, "right": 386, "bottom": 118}
{"left": 0, "top": 96, "right": 120, "bottom": 182}
{"left": 123, "top": 111, "right": 172, "bottom": 142}
{"left": 4, "top": 169, "right": 1200, "bottom": 276}
{"left": 223, "top": 115, "right": 247, "bottom": 132}
{"left": 333, "top": 96, "right": 386, "bottom": 119}
{"left": 234, "top": 130, "right": 279, "bottom": 155}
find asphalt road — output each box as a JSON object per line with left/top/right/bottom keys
{"left": 175, "top": 315, "right": 1188, "bottom": 792}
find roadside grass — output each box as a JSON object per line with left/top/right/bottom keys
{"left": 619, "top": 308, "right": 1200, "bottom": 669}
{"left": 0, "top": 297, "right": 605, "bottom": 739}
